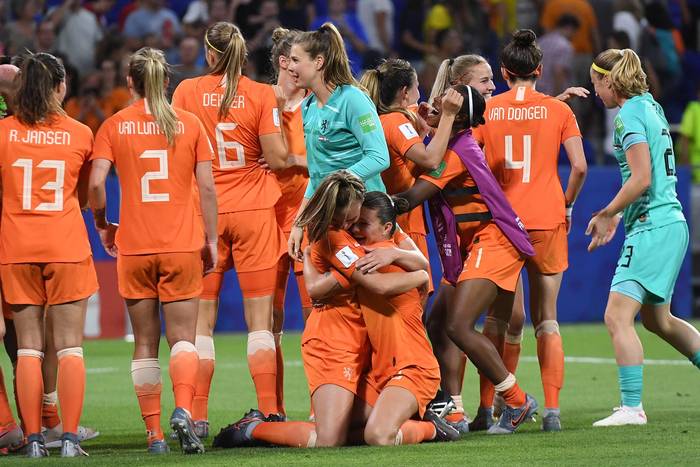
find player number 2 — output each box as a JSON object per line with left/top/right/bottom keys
{"left": 140, "top": 150, "right": 169, "bottom": 202}
{"left": 661, "top": 129, "right": 676, "bottom": 177}
{"left": 215, "top": 122, "right": 246, "bottom": 169}
{"left": 12, "top": 158, "right": 65, "bottom": 211}
{"left": 504, "top": 134, "right": 531, "bottom": 183}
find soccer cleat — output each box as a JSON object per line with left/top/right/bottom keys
{"left": 265, "top": 413, "right": 287, "bottom": 422}
{"left": 542, "top": 409, "right": 561, "bottom": 432}
{"left": 468, "top": 406, "right": 494, "bottom": 431}
{"left": 147, "top": 439, "right": 170, "bottom": 455}
{"left": 423, "top": 408, "right": 460, "bottom": 442}
{"left": 194, "top": 421, "right": 209, "bottom": 439}
{"left": 0, "top": 422, "right": 23, "bottom": 449}
{"left": 444, "top": 413, "right": 470, "bottom": 434}
{"left": 426, "top": 391, "right": 457, "bottom": 419}
{"left": 212, "top": 409, "right": 265, "bottom": 448}
{"left": 44, "top": 424, "right": 100, "bottom": 449}
{"left": 493, "top": 393, "right": 505, "bottom": 418}
{"left": 60, "top": 433, "right": 88, "bottom": 457}
{"left": 593, "top": 406, "right": 647, "bottom": 427}
{"left": 169, "top": 407, "right": 205, "bottom": 454}
{"left": 25, "top": 434, "right": 49, "bottom": 458}
{"left": 487, "top": 394, "right": 538, "bottom": 435}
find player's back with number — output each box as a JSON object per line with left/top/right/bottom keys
{"left": 172, "top": 74, "right": 281, "bottom": 212}
{"left": 93, "top": 100, "right": 213, "bottom": 253}
{"left": 477, "top": 86, "right": 580, "bottom": 229}
{"left": 613, "top": 93, "right": 684, "bottom": 233}
{"left": 0, "top": 114, "right": 92, "bottom": 262}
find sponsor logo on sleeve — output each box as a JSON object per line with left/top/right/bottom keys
{"left": 358, "top": 113, "right": 378, "bottom": 133}
{"left": 398, "top": 122, "right": 419, "bottom": 139}
{"left": 335, "top": 246, "right": 359, "bottom": 268}
{"left": 273, "top": 108, "right": 280, "bottom": 127}
{"left": 427, "top": 160, "right": 446, "bottom": 178}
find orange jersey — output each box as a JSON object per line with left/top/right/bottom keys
{"left": 0, "top": 114, "right": 93, "bottom": 263}
{"left": 92, "top": 99, "right": 214, "bottom": 255}
{"left": 172, "top": 74, "right": 282, "bottom": 213}
{"left": 358, "top": 235, "right": 438, "bottom": 382}
{"left": 473, "top": 86, "right": 581, "bottom": 229}
{"left": 380, "top": 112, "right": 427, "bottom": 235}
{"left": 274, "top": 103, "right": 309, "bottom": 233}
{"left": 420, "top": 148, "right": 490, "bottom": 256}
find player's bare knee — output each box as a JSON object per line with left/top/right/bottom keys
{"left": 363, "top": 423, "right": 396, "bottom": 446}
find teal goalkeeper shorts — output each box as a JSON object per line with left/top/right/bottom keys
{"left": 610, "top": 221, "right": 688, "bottom": 305}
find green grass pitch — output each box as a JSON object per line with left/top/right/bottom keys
{"left": 1, "top": 321, "right": 699, "bottom": 465}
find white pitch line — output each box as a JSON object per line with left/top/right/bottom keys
{"left": 85, "top": 356, "right": 691, "bottom": 375}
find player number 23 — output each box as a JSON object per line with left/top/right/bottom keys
{"left": 504, "top": 134, "right": 531, "bottom": 183}
{"left": 12, "top": 158, "right": 65, "bottom": 211}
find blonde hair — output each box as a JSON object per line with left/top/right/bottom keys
{"left": 359, "top": 59, "right": 417, "bottom": 126}
{"left": 294, "top": 22, "right": 358, "bottom": 89}
{"left": 429, "top": 55, "right": 488, "bottom": 104}
{"left": 295, "top": 171, "right": 366, "bottom": 243}
{"left": 592, "top": 48, "right": 648, "bottom": 98}
{"left": 128, "top": 47, "right": 179, "bottom": 145}
{"left": 205, "top": 22, "right": 247, "bottom": 120}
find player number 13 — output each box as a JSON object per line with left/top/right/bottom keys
{"left": 12, "top": 158, "right": 65, "bottom": 211}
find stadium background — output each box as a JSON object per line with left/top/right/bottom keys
{"left": 2, "top": 0, "right": 698, "bottom": 336}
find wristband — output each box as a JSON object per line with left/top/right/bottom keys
{"left": 565, "top": 204, "right": 573, "bottom": 217}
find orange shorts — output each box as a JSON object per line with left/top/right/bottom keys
{"left": 301, "top": 305, "right": 369, "bottom": 396}
{"left": 359, "top": 366, "right": 441, "bottom": 417}
{"left": 118, "top": 251, "right": 202, "bottom": 302}
{"left": 526, "top": 224, "right": 568, "bottom": 274}
{"left": 407, "top": 232, "right": 434, "bottom": 295}
{"left": 0, "top": 257, "right": 99, "bottom": 306}
{"left": 458, "top": 222, "right": 525, "bottom": 292}
{"left": 201, "top": 265, "right": 278, "bottom": 300}
{"left": 274, "top": 254, "right": 312, "bottom": 310}
{"left": 1, "top": 280, "right": 11, "bottom": 319}
{"left": 215, "top": 209, "right": 286, "bottom": 274}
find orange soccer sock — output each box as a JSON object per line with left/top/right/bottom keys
{"left": 252, "top": 421, "right": 316, "bottom": 447}
{"left": 536, "top": 322, "right": 564, "bottom": 409}
{"left": 57, "top": 347, "right": 85, "bottom": 435}
{"left": 274, "top": 332, "right": 285, "bottom": 416}
{"left": 247, "top": 331, "right": 278, "bottom": 416}
{"left": 495, "top": 373, "right": 526, "bottom": 408}
{"left": 479, "top": 317, "right": 507, "bottom": 408}
{"left": 193, "top": 335, "right": 215, "bottom": 421}
{"left": 41, "top": 391, "right": 60, "bottom": 429}
{"left": 503, "top": 333, "right": 523, "bottom": 375}
{"left": 396, "top": 420, "right": 436, "bottom": 445}
{"left": 131, "top": 358, "right": 163, "bottom": 440}
{"left": 16, "top": 350, "right": 44, "bottom": 436}
{"left": 169, "top": 341, "right": 198, "bottom": 412}
{"left": 0, "top": 367, "right": 15, "bottom": 425}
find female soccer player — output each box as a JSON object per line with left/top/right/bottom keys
{"left": 395, "top": 84, "right": 538, "bottom": 435}
{"left": 588, "top": 48, "right": 700, "bottom": 426}
{"left": 359, "top": 59, "right": 463, "bottom": 300}
{"left": 268, "top": 27, "right": 312, "bottom": 418}
{"left": 0, "top": 52, "right": 97, "bottom": 457}
{"left": 172, "top": 22, "right": 289, "bottom": 432}
{"left": 286, "top": 22, "right": 390, "bottom": 261}
{"left": 472, "top": 30, "right": 588, "bottom": 432}
{"left": 215, "top": 175, "right": 447, "bottom": 448}
{"left": 89, "top": 47, "right": 218, "bottom": 454}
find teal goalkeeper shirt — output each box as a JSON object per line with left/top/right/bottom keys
{"left": 613, "top": 93, "right": 685, "bottom": 235}
{"left": 302, "top": 85, "right": 389, "bottom": 198}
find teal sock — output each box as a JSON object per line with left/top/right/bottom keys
{"left": 691, "top": 350, "right": 700, "bottom": 369}
{"left": 618, "top": 365, "right": 643, "bottom": 407}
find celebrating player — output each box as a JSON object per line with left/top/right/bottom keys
{"left": 587, "top": 48, "right": 700, "bottom": 426}
{"left": 0, "top": 53, "right": 98, "bottom": 457}
{"left": 89, "top": 47, "right": 217, "bottom": 454}
{"left": 172, "top": 22, "right": 289, "bottom": 430}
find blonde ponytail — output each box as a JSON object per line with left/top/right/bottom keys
{"left": 428, "top": 54, "right": 488, "bottom": 104}
{"left": 592, "top": 48, "right": 648, "bottom": 98}
{"left": 294, "top": 22, "right": 358, "bottom": 89}
{"left": 129, "top": 47, "right": 179, "bottom": 145}
{"left": 206, "top": 22, "right": 247, "bottom": 120}
{"left": 359, "top": 69, "right": 381, "bottom": 105}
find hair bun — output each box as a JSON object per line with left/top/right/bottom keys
{"left": 271, "top": 27, "right": 290, "bottom": 45}
{"left": 512, "top": 29, "right": 537, "bottom": 47}
{"left": 392, "top": 196, "right": 410, "bottom": 215}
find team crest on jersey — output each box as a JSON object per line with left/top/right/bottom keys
{"left": 358, "top": 113, "right": 377, "bottom": 133}
{"left": 399, "top": 122, "right": 419, "bottom": 140}
{"left": 320, "top": 119, "right": 329, "bottom": 133}
{"left": 428, "top": 160, "right": 446, "bottom": 178}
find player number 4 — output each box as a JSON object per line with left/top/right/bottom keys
{"left": 12, "top": 158, "right": 65, "bottom": 211}
{"left": 505, "top": 134, "right": 531, "bottom": 183}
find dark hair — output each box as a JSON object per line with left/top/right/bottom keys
{"left": 556, "top": 14, "right": 581, "bottom": 29}
{"left": 362, "top": 192, "right": 410, "bottom": 236}
{"left": 15, "top": 53, "right": 66, "bottom": 126}
{"left": 270, "top": 27, "right": 301, "bottom": 78}
{"left": 500, "top": 29, "right": 542, "bottom": 81}
{"left": 359, "top": 59, "right": 416, "bottom": 125}
{"left": 452, "top": 84, "right": 486, "bottom": 130}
